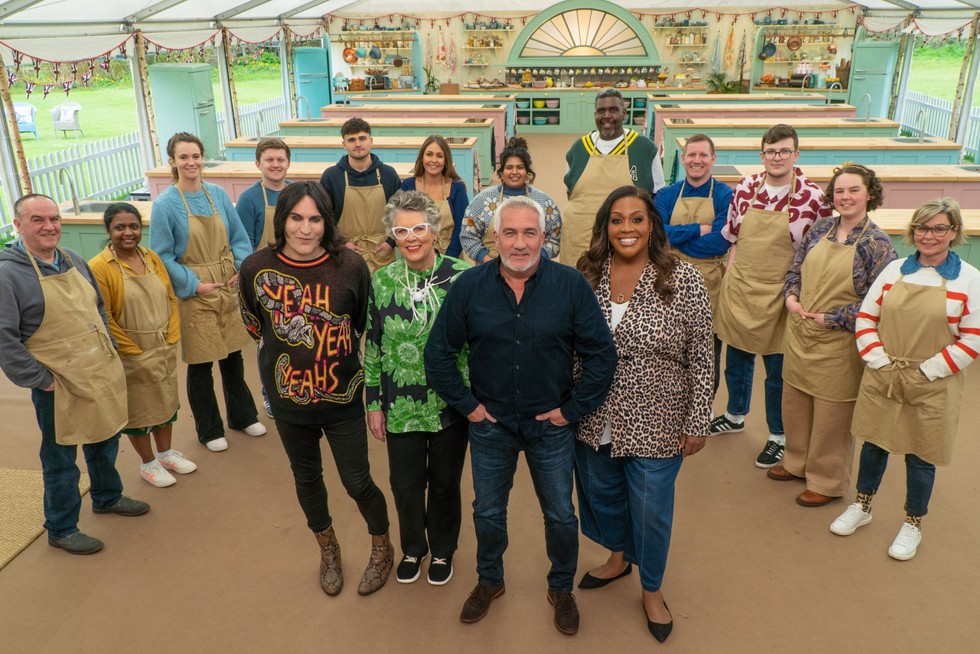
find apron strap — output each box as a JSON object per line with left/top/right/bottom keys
{"left": 23, "top": 246, "right": 72, "bottom": 280}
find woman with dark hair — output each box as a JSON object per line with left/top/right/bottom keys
{"left": 89, "top": 203, "right": 195, "bottom": 487}
{"left": 834, "top": 197, "right": 980, "bottom": 561}
{"left": 575, "top": 186, "right": 712, "bottom": 642}
{"left": 239, "top": 181, "right": 393, "bottom": 597}
{"left": 399, "top": 135, "right": 469, "bottom": 257}
{"left": 770, "top": 163, "right": 896, "bottom": 507}
{"left": 460, "top": 137, "right": 561, "bottom": 263}
{"left": 150, "top": 131, "right": 263, "bottom": 453}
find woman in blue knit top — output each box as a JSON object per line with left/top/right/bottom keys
{"left": 149, "top": 132, "right": 264, "bottom": 452}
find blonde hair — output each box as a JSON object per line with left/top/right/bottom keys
{"left": 905, "top": 197, "right": 964, "bottom": 247}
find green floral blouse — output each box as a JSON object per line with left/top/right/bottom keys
{"left": 365, "top": 254, "right": 470, "bottom": 433}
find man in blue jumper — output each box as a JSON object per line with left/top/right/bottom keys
{"left": 654, "top": 133, "right": 733, "bottom": 395}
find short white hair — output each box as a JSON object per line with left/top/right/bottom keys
{"left": 492, "top": 196, "right": 545, "bottom": 233}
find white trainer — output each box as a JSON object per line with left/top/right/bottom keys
{"left": 156, "top": 450, "right": 198, "bottom": 474}
{"left": 830, "top": 503, "right": 872, "bottom": 536}
{"left": 243, "top": 422, "right": 267, "bottom": 437}
{"left": 140, "top": 460, "right": 177, "bottom": 488}
{"left": 888, "top": 523, "right": 922, "bottom": 561}
{"left": 206, "top": 437, "right": 229, "bottom": 452}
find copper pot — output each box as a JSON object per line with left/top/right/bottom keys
{"left": 827, "top": 41, "right": 838, "bottom": 55}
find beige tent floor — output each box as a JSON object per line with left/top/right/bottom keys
{"left": 2, "top": 134, "right": 979, "bottom": 653}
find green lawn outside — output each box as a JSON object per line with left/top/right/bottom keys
{"left": 9, "top": 69, "right": 284, "bottom": 160}
{"left": 906, "top": 57, "right": 980, "bottom": 106}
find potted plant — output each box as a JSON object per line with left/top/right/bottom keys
{"left": 705, "top": 71, "right": 742, "bottom": 94}
{"left": 422, "top": 66, "right": 440, "bottom": 95}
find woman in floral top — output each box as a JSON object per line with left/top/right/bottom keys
{"left": 365, "top": 190, "right": 470, "bottom": 587}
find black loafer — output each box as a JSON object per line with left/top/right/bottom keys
{"left": 647, "top": 602, "right": 673, "bottom": 643}
{"left": 578, "top": 562, "right": 633, "bottom": 589}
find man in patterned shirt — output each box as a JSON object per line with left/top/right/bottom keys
{"left": 711, "top": 124, "right": 832, "bottom": 468}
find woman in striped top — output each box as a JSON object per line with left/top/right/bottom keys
{"left": 832, "top": 198, "right": 980, "bottom": 561}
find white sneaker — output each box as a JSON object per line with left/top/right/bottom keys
{"left": 243, "top": 422, "right": 267, "bottom": 437}
{"left": 888, "top": 523, "right": 922, "bottom": 561}
{"left": 156, "top": 450, "right": 198, "bottom": 474}
{"left": 140, "top": 460, "right": 176, "bottom": 488}
{"left": 206, "top": 437, "right": 229, "bottom": 452}
{"left": 830, "top": 503, "right": 872, "bottom": 536}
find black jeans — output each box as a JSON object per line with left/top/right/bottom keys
{"left": 186, "top": 350, "right": 259, "bottom": 443}
{"left": 386, "top": 421, "right": 469, "bottom": 558}
{"left": 276, "top": 416, "right": 389, "bottom": 535}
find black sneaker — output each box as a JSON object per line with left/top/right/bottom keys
{"left": 396, "top": 553, "right": 427, "bottom": 583}
{"left": 709, "top": 415, "right": 745, "bottom": 434}
{"left": 428, "top": 556, "right": 454, "bottom": 586}
{"left": 755, "top": 440, "right": 785, "bottom": 469}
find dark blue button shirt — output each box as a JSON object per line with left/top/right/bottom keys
{"left": 424, "top": 257, "right": 616, "bottom": 436}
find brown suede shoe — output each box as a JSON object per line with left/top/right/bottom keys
{"left": 315, "top": 527, "right": 343, "bottom": 596}
{"left": 797, "top": 490, "right": 837, "bottom": 507}
{"left": 460, "top": 582, "right": 506, "bottom": 623}
{"left": 767, "top": 464, "right": 804, "bottom": 482}
{"left": 357, "top": 532, "right": 394, "bottom": 596}
{"left": 547, "top": 590, "right": 580, "bottom": 635}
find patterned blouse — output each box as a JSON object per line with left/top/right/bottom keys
{"left": 365, "top": 254, "right": 470, "bottom": 433}
{"left": 783, "top": 215, "right": 897, "bottom": 332}
{"left": 459, "top": 184, "right": 562, "bottom": 262}
{"left": 721, "top": 167, "right": 832, "bottom": 248}
{"left": 577, "top": 259, "right": 714, "bottom": 458}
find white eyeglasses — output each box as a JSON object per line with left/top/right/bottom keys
{"left": 392, "top": 223, "right": 430, "bottom": 240}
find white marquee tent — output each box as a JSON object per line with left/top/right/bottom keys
{"left": 0, "top": 0, "right": 977, "bottom": 213}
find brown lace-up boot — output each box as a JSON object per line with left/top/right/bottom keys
{"left": 357, "top": 532, "right": 394, "bottom": 596}
{"left": 315, "top": 527, "right": 343, "bottom": 596}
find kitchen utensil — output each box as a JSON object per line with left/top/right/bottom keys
{"left": 343, "top": 48, "right": 357, "bottom": 64}
{"left": 532, "top": 116, "right": 547, "bottom": 125}
{"left": 827, "top": 41, "right": 838, "bottom": 55}
{"left": 787, "top": 36, "right": 803, "bottom": 51}
{"left": 517, "top": 116, "right": 530, "bottom": 125}
{"left": 760, "top": 40, "right": 776, "bottom": 60}
{"left": 545, "top": 99, "right": 559, "bottom": 108}
{"left": 355, "top": 46, "right": 367, "bottom": 58}
{"left": 392, "top": 57, "right": 403, "bottom": 67}
{"left": 369, "top": 45, "right": 383, "bottom": 60}
{"left": 547, "top": 116, "right": 559, "bottom": 124}
{"left": 532, "top": 99, "right": 546, "bottom": 108}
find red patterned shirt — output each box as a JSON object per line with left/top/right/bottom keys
{"left": 721, "top": 167, "right": 831, "bottom": 248}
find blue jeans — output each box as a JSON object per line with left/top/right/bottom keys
{"left": 574, "top": 441, "right": 682, "bottom": 592}
{"left": 33, "top": 389, "right": 124, "bottom": 539}
{"left": 724, "top": 345, "right": 784, "bottom": 434}
{"left": 468, "top": 419, "right": 578, "bottom": 591}
{"left": 856, "top": 442, "right": 936, "bottom": 517}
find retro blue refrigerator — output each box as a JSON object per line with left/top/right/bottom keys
{"left": 294, "top": 46, "right": 333, "bottom": 118}
{"left": 148, "top": 64, "right": 223, "bottom": 162}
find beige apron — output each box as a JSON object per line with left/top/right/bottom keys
{"left": 561, "top": 135, "right": 634, "bottom": 267}
{"left": 715, "top": 176, "right": 797, "bottom": 355}
{"left": 418, "top": 177, "right": 455, "bottom": 255}
{"left": 851, "top": 276, "right": 964, "bottom": 465}
{"left": 258, "top": 185, "right": 277, "bottom": 250}
{"left": 176, "top": 186, "right": 251, "bottom": 365}
{"left": 341, "top": 170, "right": 393, "bottom": 273}
{"left": 23, "top": 249, "right": 127, "bottom": 445}
{"left": 669, "top": 179, "right": 726, "bottom": 315}
{"left": 113, "top": 248, "right": 180, "bottom": 429}
{"left": 783, "top": 219, "right": 870, "bottom": 402}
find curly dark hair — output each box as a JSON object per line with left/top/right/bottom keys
{"left": 824, "top": 162, "right": 884, "bottom": 213}
{"left": 496, "top": 137, "right": 536, "bottom": 184}
{"left": 271, "top": 182, "right": 345, "bottom": 255}
{"left": 576, "top": 186, "right": 677, "bottom": 303}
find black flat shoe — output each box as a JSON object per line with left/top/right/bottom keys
{"left": 647, "top": 602, "right": 673, "bottom": 643}
{"left": 577, "top": 562, "right": 633, "bottom": 589}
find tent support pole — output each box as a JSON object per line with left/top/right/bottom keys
{"left": 132, "top": 30, "right": 160, "bottom": 171}
{"left": 0, "top": 51, "right": 32, "bottom": 198}
{"left": 283, "top": 26, "right": 297, "bottom": 119}
{"left": 954, "top": 13, "right": 980, "bottom": 157}
{"left": 218, "top": 28, "right": 240, "bottom": 140}
{"left": 949, "top": 12, "right": 980, "bottom": 141}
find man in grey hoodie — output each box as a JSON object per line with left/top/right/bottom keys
{"left": 0, "top": 193, "right": 149, "bottom": 555}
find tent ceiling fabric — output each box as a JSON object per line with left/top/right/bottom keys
{"left": 0, "top": 0, "right": 976, "bottom": 61}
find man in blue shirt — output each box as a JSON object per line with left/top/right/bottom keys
{"left": 235, "top": 137, "right": 292, "bottom": 417}
{"left": 425, "top": 196, "right": 616, "bottom": 636}
{"left": 654, "top": 133, "right": 732, "bottom": 395}
{"left": 235, "top": 137, "right": 291, "bottom": 250}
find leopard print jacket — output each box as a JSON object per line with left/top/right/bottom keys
{"left": 577, "top": 258, "right": 713, "bottom": 458}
